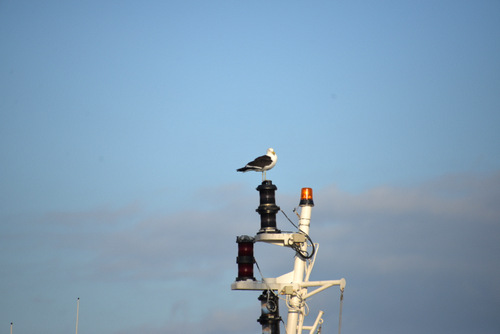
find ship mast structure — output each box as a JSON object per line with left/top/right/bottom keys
{"left": 231, "top": 180, "right": 346, "bottom": 334}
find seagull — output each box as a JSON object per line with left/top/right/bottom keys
{"left": 237, "top": 148, "right": 277, "bottom": 181}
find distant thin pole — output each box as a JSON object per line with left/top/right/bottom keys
{"left": 10, "top": 322, "right": 13, "bottom": 334}
{"left": 75, "top": 298, "right": 80, "bottom": 334}
{"left": 338, "top": 290, "right": 344, "bottom": 334}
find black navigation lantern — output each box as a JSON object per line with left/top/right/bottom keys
{"left": 257, "top": 290, "right": 281, "bottom": 334}
{"left": 256, "top": 180, "right": 280, "bottom": 233}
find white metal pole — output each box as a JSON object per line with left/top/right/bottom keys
{"left": 286, "top": 204, "right": 312, "bottom": 334}
{"left": 309, "top": 311, "right": 324, "bottom": 334}
{"left": 75, "top": 298, "right": 80, "bottom": 334}
{"left": 10, "top": 322, "right": 13, "bottom": 334}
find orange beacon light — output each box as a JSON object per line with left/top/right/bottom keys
{"left": 299, "top": 187, "right": 314, "bottom": 207}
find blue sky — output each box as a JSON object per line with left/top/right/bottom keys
{"left": 1, "top": 1, "right": 499, "bottom": 333}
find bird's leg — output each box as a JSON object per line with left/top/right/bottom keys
{"left": 262, "top": 170, "right": 266, "bottom": 181}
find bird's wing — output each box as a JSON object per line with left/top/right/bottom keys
{"left": 246, "top": 154, "right": 272, "bottom": 168}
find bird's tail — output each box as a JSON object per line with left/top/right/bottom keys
{"left": 237, "top": 167, "right": 251, "bottom": 172}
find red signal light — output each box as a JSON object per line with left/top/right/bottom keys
{"left": 236, "top": 235, "right": 256, "bottom": 281}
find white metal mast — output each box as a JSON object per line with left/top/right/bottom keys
{"left": 232, "top": 182, "right": 346, "bottom": 334}
{"left": 286, "top": 200, "right": 312, "bottom": 334}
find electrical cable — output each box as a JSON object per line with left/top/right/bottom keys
{"left": 293, "top": 231, "right": 316, "bottom": 259}
{"left": 280, "top": 318, "right": 289, "bottom": 334}
{"left": 281, "top": 209, "right": 316, "bottom": 259}
{"left": 280, "top": 209, "right": 298, "bottom": 230}
{"left": 255, "top": 259, "right": 289, "bottom": 307}
{"left": 338, "top": 288, "right": 344, "bottom": 334}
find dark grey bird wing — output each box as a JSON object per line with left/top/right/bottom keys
{"left": 237, "top": 154, "right": 272, "bottom": 171}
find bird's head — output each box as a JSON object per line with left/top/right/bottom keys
{"left": 267, "top": 148, "right": 276, "bottom": 156}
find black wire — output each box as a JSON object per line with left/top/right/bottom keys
{"left": 280, "top": 209, "right": 316, "bottom": 259}
{"left": 297, "top": 231, "right": 316, "bottom": 259}
{"left": 280, "top": 209, "right": 298, "bottom": 230}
